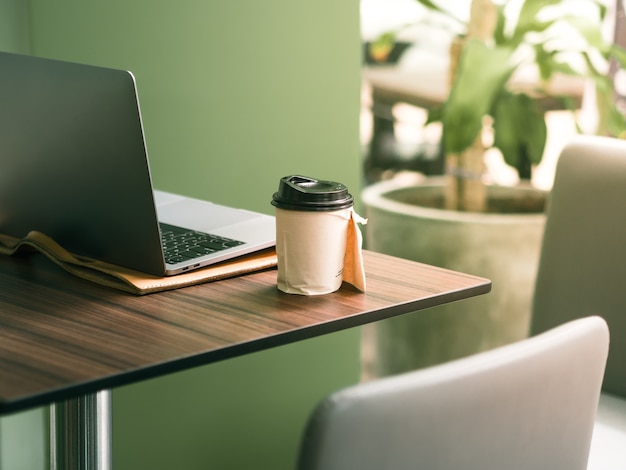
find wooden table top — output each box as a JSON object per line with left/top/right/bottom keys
{"left": 0, "top": 250, "right": 490, "bottom": 414}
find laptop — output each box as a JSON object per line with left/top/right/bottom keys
{"left": 0, "top": 51, "right": 275, "bottom": 276}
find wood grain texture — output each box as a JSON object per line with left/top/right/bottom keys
{"left": 0, "top": 250, "right": 490, "bottom": 414}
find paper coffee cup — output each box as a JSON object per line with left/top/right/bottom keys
{"left": 275, "top": 207, "right": 351, "bottom": 294}
{"left": 271, "top": 175, "right": 354, "bottom": 295}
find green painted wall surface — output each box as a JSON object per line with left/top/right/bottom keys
{"left": 14, "top": 1, "right": 363, "bottom": 469}
{"left": 0, "top": 0, "right": 30, "bottom": 53}
{"left": 0, "top": 3, "right": 47, "bottom": 470}
{"left": 0, "top": 408, "right": 47, "bottom": 470}
{"left": 28, "top": 1, "right": 362, "bottom": 214}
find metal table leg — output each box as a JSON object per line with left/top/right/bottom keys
{"left": 50, "top": 390, "right": 111, "bottom": 470}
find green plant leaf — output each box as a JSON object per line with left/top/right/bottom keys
{"left": 539, "top": 54, "right": 581, "bottom": 78}
{"left": 492, "top": 92, "right": 547, "bottom": 176}
{"left": 534, "top": 43, "right": 558, "bottom": 81}
{"left": 561, "top": 15, "right": 609, "bottom": 53}
{"left": 369, "top": 32, "right": 397, "bottom": 62}
{"left": 512, "top": 0, "right": 561, "bottom": 43}
{"left": 412, "top": 0, "right": 465, "bottom": 27}
{"left": 579, "top": 49, "right": 607, "bottom": 79}
{"left": 494, "top": 4, "right": 507, "bottom": 46}
{"left": 594, "top": 74, "right": 626, "bottom": 137}
{"left": 426, "top": 106, "right": 444, "bottom": 125}
{"left": 443, "top": 40, "right": 516, "bottom": 154}
{"left": 509, "top": 19, "right": 556, "bottom": 49}
{"left": 609, "top": 44, "right": 626, "bottom": 69}
{"left": 607, "top": 106, "right": 626, "bottom": 138}
{"left": 413, "top": 0, "right": 453, "bottom": 17}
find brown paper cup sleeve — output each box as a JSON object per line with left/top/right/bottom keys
{"left": 342, "top": 211, "right": 366, "bottom": 292}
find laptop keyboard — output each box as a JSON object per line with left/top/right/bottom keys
{"left": 159, "top": 223, "right": 244, "bottom": 265}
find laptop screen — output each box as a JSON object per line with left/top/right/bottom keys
{"left": 0, "top": 52, "right": 166, "bottom": 275}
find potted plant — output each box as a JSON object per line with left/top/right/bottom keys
{"left": 371, "top": 0, "right": 626, "bottom": 210}
{"left": 361, "top": 0, "right": 626, "bottom": 379}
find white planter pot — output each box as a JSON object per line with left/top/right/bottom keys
{"left": 361, "top": 176, "right": 547, "bottom": 379}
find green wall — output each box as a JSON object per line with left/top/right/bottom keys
{"left": 27, "top": 1, "right": 362, "bottom": 214}
{"left": 0, "top": 3, "right": 48, "bottom": 470}
{"left": 0, "top": 1, "right": 363, "bottom": 469}
{"left": 0, "top": 0, "right": 29, "bottom": 53}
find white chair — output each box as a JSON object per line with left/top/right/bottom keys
{"left": 530, "top": 136, "right": 626, "bottom": 468}
{"left": 297, "top": 316, "right": 609, "bottom": 470}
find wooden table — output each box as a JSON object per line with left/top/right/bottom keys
{"left": 0, "top": 250, "right": 491, "bottom": 469}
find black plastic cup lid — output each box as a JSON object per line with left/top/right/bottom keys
{"left": 271, "top": 175, "right": 353, "bottom": 211}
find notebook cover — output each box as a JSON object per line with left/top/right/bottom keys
{"left": 0, "top": 231, "right": 277, "bottom": 295}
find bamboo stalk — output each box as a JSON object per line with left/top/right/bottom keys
{"left": 445, "top": 0, "right": 497, "bottom": 212}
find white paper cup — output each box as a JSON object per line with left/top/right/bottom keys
{"left": 275, "top": 207, "right": 351, "bottom": 295}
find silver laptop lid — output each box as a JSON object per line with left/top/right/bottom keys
{"left": 0, "top": 51, "right": 166, "bottom": 275}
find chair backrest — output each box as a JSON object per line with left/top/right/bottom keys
{"left": 530, "top": 136, "right": 626, "bottom": 397}
{"left": 297, "top": 316, "right": 609, "bottom": 470}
